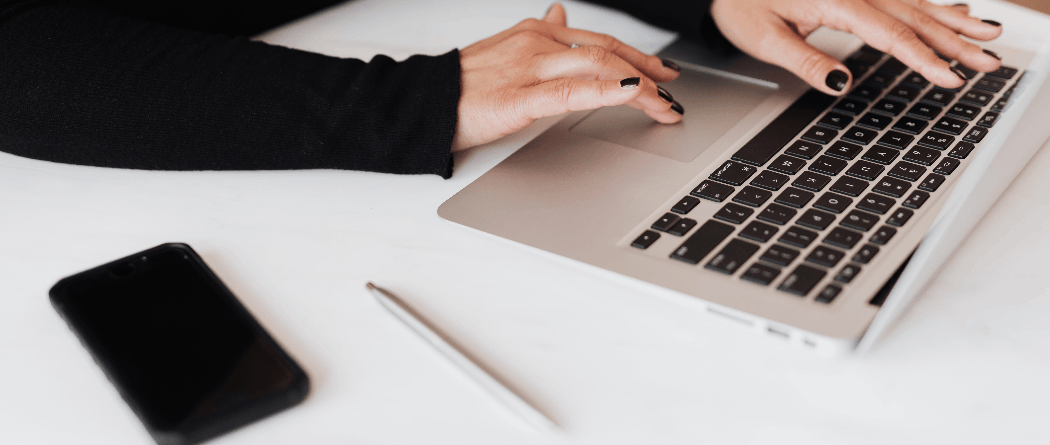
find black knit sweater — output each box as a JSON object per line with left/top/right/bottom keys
{"left": 0, "top": 0, "right": 718, "bottom": 178}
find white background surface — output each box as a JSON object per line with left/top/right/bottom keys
{"left": 3, "top": 0, "right": 1050, "bottom": 444}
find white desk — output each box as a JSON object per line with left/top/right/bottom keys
{"left": 3, "top": 0, "right": 1050, "bottom": 443}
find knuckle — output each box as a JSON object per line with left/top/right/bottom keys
{"left": 885, "top": 22, "right": 919, "bottom": 54}
{"left": 582, "top": 45, "right": 614, "bottom": 67}
{"left": 798, "top": 51, "right": 828, "bottom": 82}
{"left": 508, "top": 29, "right": 545, "bottom": 46}
{"left": 517, "top": 18, "right": 542, "bottom": 30}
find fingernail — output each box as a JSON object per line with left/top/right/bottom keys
{"left": 620, "top": 77, "right": 641, "bottom": 88}
{"left": 949, "top": 3, "right": 967, "bottom": 7}
{"left": 825, "top": 69, "right": 849, "bottom": 92}
{"left": 670, "top": 101, "right": 684, "bottom": 115}
{"left": 983, "top": 49, "right": 1001, "bottom": 60}
{"left": 982, "top": 19, "right": 1002, "bottom": 27}
{"left": 657, "top": 86, "right": 674, "bottom": 103}
{"left": 661, "top": 58, "right": 681, "bottom": 72}
{"left": 950, "top": 66, "right": 968, "bottom": 81}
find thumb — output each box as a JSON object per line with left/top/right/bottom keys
{"left": 543, "top": 3, "right": 567, "bottom": 27}
{"left": 749, "top": 23, "right": 853, "bottom": 96}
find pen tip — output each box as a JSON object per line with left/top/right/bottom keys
{"left": 366, "top": 282, "right": 376, "bottom": 290}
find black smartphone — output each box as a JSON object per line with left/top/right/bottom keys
{"left": 49, "top": 243, "right": 309, "bottom": 445}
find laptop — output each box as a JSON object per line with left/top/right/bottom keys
{"left": 439, "top": 1, "right": 1050, "bottom": 355}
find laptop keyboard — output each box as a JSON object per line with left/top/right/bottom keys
{"left": 630, "top": 45, "right": 1023, "bottom": 303}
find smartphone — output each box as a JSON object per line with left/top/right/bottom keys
{"left": 49, "top": 243, "right": 309, "bottom": 445}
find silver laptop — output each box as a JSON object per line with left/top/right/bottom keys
{"left": 439, "top": 10, "right": 1050, "bottom": 354}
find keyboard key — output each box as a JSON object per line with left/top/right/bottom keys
{"left": 778, "top": 265, "right": 828, "bottom": 296}
{"left": 921, "top": 90, "right": 954, "bottom": 107}
{"left": 826, "top": 141, "right": 864, "bottom": 160}
{"left": 809, "top": 155, "right": 849, "bottom": 176}
{"left": 668, "top": 218, "right": 699, "bottom": 236}
{"left": 768, "top": 155, "right": 807, "bottom": 174}
{"left": 869, "top": 225, "right": 898, "bottom": 245}
{"left": 863, "top": 72, "right": 895, "bottom": 89}
{"left": 918, "top": 173, "right": 945, "bottom": 192}
{"left": 877, "top": 57, "right": 908, "bottom": 75}
{"left": 741, "top": 262, "right": 782, "bottom": 286}
{"left": 974, "top": 76, "right": 1006, "bottom": 92}
{"left": 806, "top": 245, "right": 846, "bottom": 268}
{"left": 670, "top": 220, "right": 735, "bottom": 264}
{"left": 849, "top": 84, "right": 883, "bottom": 102}
{"left": 888, "top": 161, "right": 927, "bottom": 181}
{"left": 671, "top": 196, "right": 701, "bottom": 214}
{"left": 858, "top": 112, "right": 892, "bottom": 130}
{"left": 850, "top": 48, "right": 883, "bottom": 64}
{"left": 947, "top": 103, "right": 981, "bottom": 121}
{"left": 876, "top": 131, "right": 914, "bottom": 149}
{"left": 631, "top": 230, "right": 660, "bottom": 249}
{"left": 779, "top": 226, "right": 819, "bottom": 248}
{"left": 710, "top": 160, "right": 758, "bottom": 186}
{"left": 892, "top": 116, "right": 929, "bottom": 134}
{"left": 917, "top": 131, "right": 955, "bottom": 150}
{"left": 801, "top": 126, "right": 838, "bottom": 145}
{"left": 827, "top": 175, "right": 869, "bottom": 196}
{"left": 933, "top": 157, "right": 960, "bottom": 175}
{"left": 976, "top": 112, "right": 999, "bottom": 128}
{"left": 862, "top": 146, "right": 900, "bottom": 165}
{"left": 652, "top": 213, "right": 681, "bottom": 232}
{"left": 706, "top": 239, "right": 761, "bottom": 274}
{"left": 842, "top": 126, "right": 879, "bottom": 145}
{"left": 797, "top": 208, "right": 836, "bottom": 230}
{"left": 902, "top": 190, "right": 930, "bottom": 209}
{"left": 847, "top": 61, "right": 871, "bottom": 79}
{"left": 871, "top": 99, "right": 907, "bottom": 116}
{"left": 991, "top": 97, "right": 1009, "bottom": 112}
{"left": 902, "top": 146, "right": 941, "bottom": 166}
{"left": 986, "top": 65, "right": 1019, "bottom": 80}
{"left": 954, "top": 64, "right": 978, "bottom": 80}
{"left": 886, "top": 84, "right": 921, "bottom": 102}
{"left": 732, "top": 90, "right": 837, "bottom": 166}
{"left": 834, "top": 264, "right": 862, "bottom": 283}
{"left": 908, "top": 103, "right": 942, "bottom": 120}
{"left": 901, "top": 72, "right": 929, "bottom": 88}
{"left": 757, "top": 203, "right": 798, "bottom": 225}
{"left": 960, "top": 89, "right": 993, "bottom": 106}
{"left": 841, "top": 210, "right": 879, "bottom": 232}
{"left": 760, "top": 244, "right": 800, "bottom": 266}
{"left": 886, "top": 208, "right": 914, "bottom": 226}
{"left": 845, "top": 160, "right": 885, "bottom": 181}
{"left": 793, "top": 171, "right": 832, "bottom": 192}
{"left": 825, "top": 227, "right": 864, "bottom": 250}
{"left": 751, "top": 170, "right": 791, "bottom": 191}
{"left": 733, "top": 185, "right": 773, "bottom": 207}
{"left": 962, "top": 126, "right": 988, "bottom": 143}
{"left": 933, "top": 117, "right": 968, "bottom": 135}
{"left": 775, "top": 187, "right": 815, "bottom": 208}
{"left": 818, "top": 112, "right": 854, "bottom": 129}
{"left": 853, "top": 244, "right": 880, "bottom": 264}
{"left": 740, "top": 220, "right": 779, "bottom": 243}
{"left": 947, "top": 142, "right": 975, "bottom": 159}
{"left": 814, "top": 192, "right": 853, "bottom": 214}
{"left": 714, "top": 202, "right": 755, "bottom": 224}
{"left": 833, "top": 97, "right": 868, "bottom": 116}
{"left": 692, "top": 180, "right": 735, "bottom": 202}
{"left": 872, "top": 176, "right": 911, "bottom": 198}
{"left": 815, "top": 285, "right": 842, "bottom": 303}
{"left": 785, "top": 140, "right": 823, "bottom": 159}
{"left": 857, "top": 193, "right": 896, "bottom": 214}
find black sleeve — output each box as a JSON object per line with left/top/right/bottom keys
{"left": 0, "top": 0, "right": 459, "bottom": 177}
{"left": 581, "top": 0, "right": 736, "bottom": 54}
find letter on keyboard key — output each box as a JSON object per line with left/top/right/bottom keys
{"left": 886, "top": 208, "right": 914, "bottom": 227}
{"left": 852, "top": 244, "right": 880, "bottom": 264}
{"left": 785, "top": 141, "right": 823, "bottom": 159}
{"left": 869, "top": 226, "right": 897, "bottom": 245}
{"left": 706, "top": 239, "right": 761, "bottom": 275}
{"left": 757, "top": 203, "right": 797, "bottom": 225}
{"left": 751, "top": 170, "right": 790, "bottom": 191}
{"left": 902, "top": 190, "right": 930, "bottom": 209}
{"left": 824, "top": 227, "right": 863, "bottom": 250}
{"left": 933, "top": 157, "right": 960, "bottom": 175}
{"left": 845, "top": 160, "right": 885, "bottom": 181}
{"left": 902, "top": 146, "right": 941, "bottom": 166}
{"left": 815, "top": 285, "right": 842, "bottom": 303}
{"left": 830, "top": 176, "right": 870, "bottom": 197}
{"left": 872, "top": 176, "right": 911, "bottom": 198}
{"left": 806, "top": 245, "right": 846, "bottom": 268}
{"left": 888, "top": 161, "right": 926, "bottom": 181}
{"left": 809, "top": 155, "right": 849, "bottom": 176}
{"left": 801, "top": 127, "right": 838, "bottom": 145}
{"left": 631, "top": 230, "right": 660, "bottom": 249}
{"left": 670, "top": 220, "right": 735, "bottom": 264}
{"left": 692, "top": 180, "right": 735, "bottom": 202}
{"left": 714, "top": 203, "right": 754, "bottom": 224}
{"left": 741, "top": 262, "right": 782, "bottom": 286}
{"left": 778, "top": 264, "right": 828, "bottom": 296}
{"left": 670, "top": 196, "right": 701, "bottom": 214}
{"left": 652, "top": 213, "right": 680, "bottom": 231}
{"left": 857, "top": 193, "right": 896, "bottom": 215}
{"left": 841, "top": 210, "right": 879, "bottom": 232}
{"left": 918, "top": 174, "right": 945, "bottom": 192}
{"left": 733, "top": 186, "right": 773, "bottom": 207}
{"left": 760, "top": 244, "right": 800, "bottom": 266}
{"left": 779, "top": 226, "right": 819, "bottom": 248}
{"left": 740, "top": 221, "right": 779, "bottom": 243}
{"left": 709, "top": 160, "right": 757, "bottom": 186}
{"left": 834, "top": 264, "right": 862, "bottom": 283}
{"left": 667, "top": 218, "right": 698, "bottom": 236}
{"left": 842, "top": 126, "right": 879, "bottom": 145}
{"left": 796, "top": 208, "right": 836, "bottom": 230}
{"left": 813, "top": 192, "right": 852, "bottom": 214}
{"left": 793, "top": 172, "right": 832, "bottom": 192}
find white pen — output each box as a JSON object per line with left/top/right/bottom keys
{"left": 366, "top": 282, "right": 562, "bottom": 435}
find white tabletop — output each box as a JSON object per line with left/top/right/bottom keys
{"left": 4, "top": 0, "right": 1050, "bottom": 443}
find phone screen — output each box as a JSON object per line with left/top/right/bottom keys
{"left": 50, "top": 244, "right": 308, "bottom": 445}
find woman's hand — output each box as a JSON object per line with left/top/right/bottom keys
{"left": 452, "top": 4, "right": 682, "bottom": 151}
{"left": 710, "top": 0, "right": 1003, "bottom": 95}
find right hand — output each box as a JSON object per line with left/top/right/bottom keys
{"left": 451, "top": 4, "right": 683, "bottom": 151}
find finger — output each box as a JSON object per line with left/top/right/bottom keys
{"left": 870, "top": 0, "right": 999, "bottom": 72}
{"left": 532, "top": 46, "right": 678, "bottom": 114}
{"left": 543, "top": 3, "right": 567, "bottom": 27}
{"left": 543, "top": 26, "right": 680, "bottom": 82}
{"left": 739, "top": 18, "right": 853, "bottom": 95}
{"left": 824, "top": 1, "right": 964, "bottom": 88}
{"left": 900, "top": 0, "right": 1001, "bottom": 41}
{"left": 518, "top": 77, "right": 655, "bottom": 121}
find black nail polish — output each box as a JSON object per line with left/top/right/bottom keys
{"left": 657, "top": 86, "right": 674, "bottom": 103}
{"left": 670, "top": 101, "right": 684, "bottom": 115}
{"left": 949, "top": 3, "right": 967, "bottom": 7}
{"left": 983, "top": 49, "right": 1002, "bottom": 60}
{"left": 661, "top": 58, "right": 681, "bottom": 72}
{"left": 825, "top": 69, "right": 849, "bottom": 92}
{"left": 950, "top": 66, "right": 968, "bottom": 81}
{"left": 620, "top": 77, "right": 641, "bottom": 88}
{"left": 982, "top": 19, "right": 1002, "bottom": 27}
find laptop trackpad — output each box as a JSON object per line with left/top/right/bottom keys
{"left": 569, "top": 67, "right": 777, "bottom": 162}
